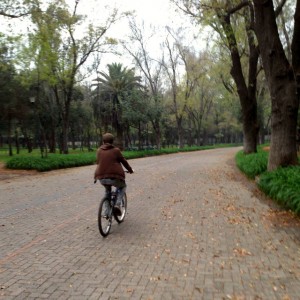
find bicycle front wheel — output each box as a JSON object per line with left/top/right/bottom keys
{"left": 114, "top": 193, "right": 127, "bottom": 223}
{"left": 98, "top": 197, "right": 112, "bottom": 237}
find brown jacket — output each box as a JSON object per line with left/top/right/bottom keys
{"left": 94, "top": 143, "right": 133, "bottom": 181}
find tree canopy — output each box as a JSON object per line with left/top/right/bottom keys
{"left": 0, "top": 0, "right": 298, "bottom": 170}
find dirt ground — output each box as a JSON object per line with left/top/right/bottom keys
{"left": 0, "top": 162, "right": 38, "bottom": 181}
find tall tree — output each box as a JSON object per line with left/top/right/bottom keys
{"left": 122, "top": 88, "right": 149, "bottom": 149}
{"left": 0, "top": 37, "right": 28, "bottom": 156}
{"left": 26, "top": 0, "right": 118, "bottom": 154}
{"left": 123, "top": 19, "right": 164, "bottom": 149}
{"left": 162, "top": 30, "right": 203, "bottom": 148}
{"left": 186, "top": 51, "right": 228, "bottom": 146}
{"left": 173, "top": 0, "right": 260, "bottom": 153}
{"left": 162, "top": 35, "right": 183, "bottom": 148}
{"left": 253, "top": 0, "right": 299, "bottom": 170}
{"left": 95, "top": 63, "right": 143, "bottom": 149}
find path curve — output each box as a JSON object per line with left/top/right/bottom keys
{"left": 0, "top": 147, "right": 299, "bottom": 299}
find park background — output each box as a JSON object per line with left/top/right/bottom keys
{"left": 0, "top": 1, "right": 299, "bottom": 213}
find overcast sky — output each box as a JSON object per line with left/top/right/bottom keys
{"left": 1, "top": 0, "right": 205, "bottom": 77}
{"left": 72, "top": 0, "right": 193, "bottom": 43}
{"left": 71, "top": 0, "right": 181, "bottom": 28}
{"left": 65, "top": 0, "right": 201, "bottom": 70}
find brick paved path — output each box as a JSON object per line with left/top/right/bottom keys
{"left": 0, "top": 148, "right": 300, "bottom": 300}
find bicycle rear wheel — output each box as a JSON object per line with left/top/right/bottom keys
{"left": 114, "top": 193, "right": 127, "bottom": 223}
{"left": 98, "top": 197, "right": 112, "bottom": 237}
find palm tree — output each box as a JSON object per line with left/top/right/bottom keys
{"left": 95, "top": 63, "right": 143, "bottom": 149}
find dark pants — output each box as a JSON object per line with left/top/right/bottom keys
{"left": 99, "top": 178, "right": 126, "bottom": 205}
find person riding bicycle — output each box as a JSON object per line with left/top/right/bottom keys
{"left": 94, "top": 133, "right": 134, "bottom": 215}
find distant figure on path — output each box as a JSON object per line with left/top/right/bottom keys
{"left": 94, "top": 133, "right": 134, "bottom": 214}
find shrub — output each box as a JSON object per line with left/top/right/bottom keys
{"left": 235, "top": 150, "right": 268, "bottom": 179}
{"left": 5, "top": 144, "right": 237, "bottom": 171}
{"left": 6, "top": 154, "right": 96, "bottom": 172}
{"left": 258, "top": 166, "right": 300, "bottom": 214}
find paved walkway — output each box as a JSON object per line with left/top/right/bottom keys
{"left": 0, "top": 148, "right": 300, "bottom": 300}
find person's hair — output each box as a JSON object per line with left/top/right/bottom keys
{"left": 103, "top": 133, "right": 114, "bottom": 144}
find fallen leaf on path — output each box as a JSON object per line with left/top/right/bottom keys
{"left": 228, "top": 216, "right": 251, "bottom": 225}
{"left": 262, "top": 209, "right": 300, "bottom": 227}
{"left": 226, "top": 295, "right": 247, "bottom": 300}
{"left": 233, "top": 248, "right": 252, "bottom": 256}
{"left": 224, "top": 204, "right": 236, "bottom": 211}
{"left": 185, "top": 232, "right": 196, "bottom": 240}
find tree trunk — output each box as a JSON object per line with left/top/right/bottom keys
{"left": 291, "top": 1, "right": 300, "bottom": 94}
{"left": 219, "top": 11, "right": 259, "bottom": 154}
{"left": 15, "top": 129, "right": 20, "bottom": 154}
{"left": 61, "top": 96, "right": 71, "bottom": 154}
{"left": 25, "top": 133, "right": 33, "bottom": 153}
{"left": 8, "top": 116, "right": 13, "bottom": 156}
{"left": 55, "top": 87, "right": 72, "bottom": 155}
{"left": 151, "top": 118, "right": 161, "bottom": 150}
{"left": 48, "top": 126, "right": 56, "bottom": 153}
{"left": 177, "top": 117, "right": 184, "bottom": 149}
{"left": 138, "top": 122, "right": 142, "bottom": 150}
{"left": 115, "top": 121, "right": 124, "bottom": 150}
{"left": 187, "top": 119, "right": 193, "bottom": 146}
{"left": 254, "top": 1, "right": 299, "bottom": 170}
{"left": 155, "top": 122, "right": 161, "bottom": 150}
{"left": 62, "top": 118, "right": 69, "bottom": 154}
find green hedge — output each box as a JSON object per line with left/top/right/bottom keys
{"left": 5, "top": 145, "right": 232, "bottom": 172}
{"left": 235, "top": 148, "right": 300, "bottom": 215}
{"left": 235, "top": 150, "right": 268, "bottom": 179}
{"left": 5, "top": 153, "right": 96, "bottom": 172}
{"left": 258, "top": 166, "right": 300, "bottom": 214}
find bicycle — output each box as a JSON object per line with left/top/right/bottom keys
{"left": 97, "top": 185, "right": 128, "bottom": 237}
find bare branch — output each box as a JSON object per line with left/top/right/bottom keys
{"left": 220, "top": 74, "right": 234, "bottom": 94}
{"left": 227, "top": 0, "right": 251, "bottom": 15}
{"left": 275, "top": 0, "right": 287, "bottom": 17}
{"left": 73, "top": 0, "right": 79, "bottom": 16}
{"left": 0, "top": 11, "right": 30, "bottom": 18}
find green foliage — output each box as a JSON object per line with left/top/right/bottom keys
{"left": 258, "top": 167, "right": 300, "bottom": 214}
{"left": 4, "top": 144, "right": 238, "bottom": 171}
{"left": 92, "top": 63, "right": 145, "bottom": 143}
{"left": 235, "top": 150, "right": 268, "bottom": 179}
{"left": 236, "top": 148, "right": 300, "bottom": 214}
{"left": 6, "top": 153, "right": 96, "bottom": 172}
